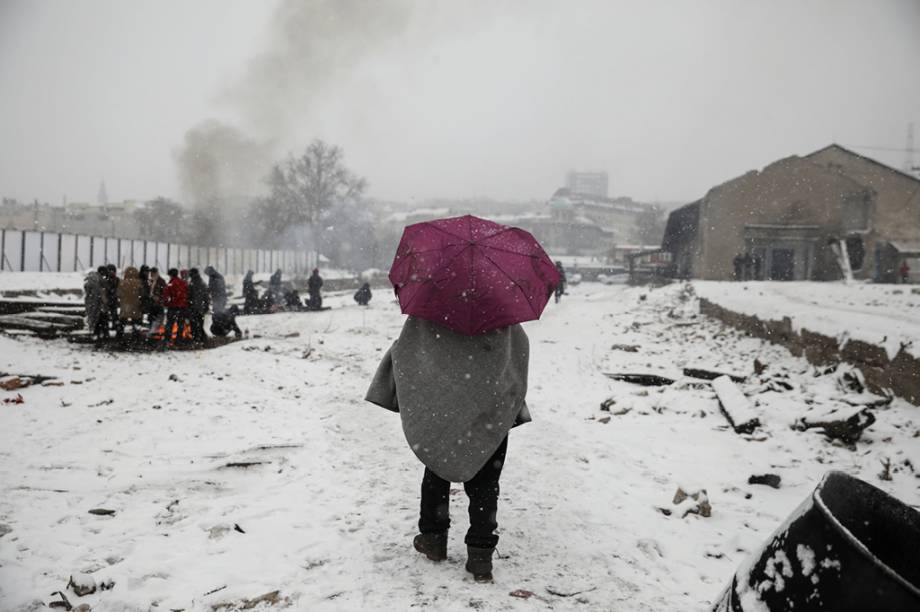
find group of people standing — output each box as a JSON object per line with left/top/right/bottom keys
{"left": 84, "top": 264, "right": 240, "bottom": 343}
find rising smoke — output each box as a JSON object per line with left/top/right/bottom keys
{"left": 173, "top": 0, "right": 413, "bottom": 249}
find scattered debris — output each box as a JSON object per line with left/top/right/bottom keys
{"left": 610, "top": 344, "right": 639, "bottom": 352}
{"left": 597, "top": 416, "right": 611, "bottom": 424}
{"left": 87, "top": 508, "right": 116, "bottom": 516}
{"left": 600, "top": 398, "right": 615, "bottom": 411}
{"left": 283, "top": 331, "right": 300, "bottom": 338}
{"left": 67, "top": 573, "right": 96, "bottom": 597}
{"left": 683, "top": 368, "right": 746, "bottom": 383}
{"left": 879, "top": 458, "right": 893, "bottom": 481}
{"left": 0, "top": 376, "right": 31, "bottom": 390}
{"left": 604, "top": 373, "right": 675, "bottom": 387}
{"left": 546, "top": 586, "right": 598, "bottom": 598}
{"left": 0, "top": 523, "right": 11, "bottom": 537}
{"left": 221, "top": 461, "right": 270, "bottom": 469}
{"left": 168, "top": 374, "right": 180, "bottom": 382}
{"left": 794, "top": 408, "right": 876, "bottom": 446}
{"left": 509, "top": 589, "right": 537, "bottom": 599}
{"left": 2, "top": 393, "right": 24, "bottom": 404}
{"left": 233, "top": 523, "right": 246, "bottom": 534}
{"left": 753, "top": 358, "right": 768, "bottom": 375}
{"left": 212, "top": 590, "right": 283, "bottom": 611}
{"left": 748, "top": 474, "right": 781, "bottom": 489}
{"left": 72, "top": 605, "right": 91, "bottom": 612}
{"left": 671, "top": 487, "right": 712, "bottom": 518}
{"left": 712, "top": 375, "right": 760, "bottom": 434}
{"left": 203, "top": 585, "right": 228, "bottom": 597}
{"left": 836, "top": 368, "right": 866, "bottom": 394}
{"left": 88, "top": 399, "right": 114, "bottom": 407}
{"left": 48, "top": 591, "right": 72, "bottom": 610}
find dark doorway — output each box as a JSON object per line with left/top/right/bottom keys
{"left": 770, "top": 249, "right": 795, "bottom": 280}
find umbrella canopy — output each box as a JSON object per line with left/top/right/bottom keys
{"left": 389, "top": 215, "right": 560, "bottom": 335}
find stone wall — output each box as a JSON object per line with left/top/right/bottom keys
{"left": 699, "top": 298, "right": 920, "bottom": 406}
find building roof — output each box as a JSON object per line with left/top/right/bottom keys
{"left": 661, "top": 200, "right": 700, "bottom": 250}
{"left": 806, "top": 143, "right": 920, "bottom": 186}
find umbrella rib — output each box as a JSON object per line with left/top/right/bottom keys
{"left": 427, "top": 223, "right": 468, "bottom": 241}
{"left": 476, "top": 249, "right": 541, "bottom": 319}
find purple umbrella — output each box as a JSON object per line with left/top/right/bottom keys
{"left": 389, "top": 215, "right": 561, "bottom": 335}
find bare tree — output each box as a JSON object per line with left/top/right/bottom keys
{"left": 257, "top": 140, "right": 366, "bottom": 244}
{"left": 135, "top": 197, "right": 185, "bottom": 242}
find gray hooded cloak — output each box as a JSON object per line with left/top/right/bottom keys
{"left": 365, "top": 316, "right": 531, "bottom": 482}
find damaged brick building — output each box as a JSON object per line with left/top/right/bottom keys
{"left": 662, "top": 144, "right": 920, "bottom": 281}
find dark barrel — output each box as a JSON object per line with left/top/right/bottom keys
{"left": 714, "top": 470, "right": 920, "bottom": 611}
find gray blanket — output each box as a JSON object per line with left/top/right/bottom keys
{"left": 366, "top": 316, "right": 530, "bottom": 482}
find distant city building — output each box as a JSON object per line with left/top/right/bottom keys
{"left": 565, "top": 171, "right": 609, "bottom": 198}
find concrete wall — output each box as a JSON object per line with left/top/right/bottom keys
{"left": 700, "top": 297, "right": 920, "bottom": 406}
{"left": 695, "top": 156, "right": 868, "bottom": 280}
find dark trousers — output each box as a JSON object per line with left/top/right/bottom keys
{"left": 190, "top": 312, "right": 206, "bottom": 342}
{"left": 418, "top": 436, "right": 507, "bottom": 549}
{"left": 164, "top": 308, "right": 188, "bottom": 341}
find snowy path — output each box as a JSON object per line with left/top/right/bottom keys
{"left": 0, "top": 284, "right": 917, "bottom": 611}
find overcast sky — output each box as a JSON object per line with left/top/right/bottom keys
{"left": 1, "top": 0, "right": 919, "bottom": 207}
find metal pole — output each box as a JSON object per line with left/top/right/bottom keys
{"left": 57, "top": 232, "right": 62, "bottom": 272}
{"left": 143, "top": 240, "right": 148, "bottom": 267}
{"left": 117, "top": 238, "right": 121, "bottom": 268}
{"left": 20, "top": 231, "right": 27, "bottom": 271}
{"left": 224, "top": 247, "right": 228, "bottom": 273}
{"left": 167, "top": 243, "right": 171, "bottom": 269}
{"left": 130, "top": 239, "right": 135, "bottom": 266}
{"left": 74, "top": 234, "right": 79, "bottom": 271}
{"left": 103, "top": 237, "right": 108, "bottom": 264}
{"left": 39, "top": 232, "right": 44, "bottom": 271}
{"left": 90, "top": 236, "right": 95, "bottom": 268}
{"left": 0, "top": 229, "right": 5, "bottom": 271}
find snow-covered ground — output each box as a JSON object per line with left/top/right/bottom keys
{"left": 0, "top": 283, "right": 918, "bottom": 611}
{"left": 694, "top": 280, "right": 920, "bottom": 359}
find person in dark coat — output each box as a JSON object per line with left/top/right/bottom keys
{"left": 265, "top": 269, "right": 284, "bottom": 311}
{"left": 84, "top": 270, "right": 107, "bottom": 339}
{"left": 354, "top": 282, "right": 372, "bottom": 306}
{"left": 366, "top": 317, "right": 531, "bottom": 582}
{"left": 163, "top": 268, "right": 190, "bottom": 343}
{"left": 204, "top": 266, "right": 228, "bottom": 314}
{"left": 187, "top": 268, "right": 210, "bottom": 343}
{"left": 242, "top": 270, "right": 260, "bottom": 314}
{"left": 146, "top": 267, "right": 167, "bottom": 336}
{"left": 900, "top": 260, "right": 911, "bottom": 284}
{"left": 210, "top": 305, "right": 243, "bottom": 338}
{"left": 554, "top": 261, "right": 567, "bottom": 303}
{"left": 138, "top": 265, "right": 151, "bottom": 320}
{"left": 104, "top": 264, "right": 121, "bottom": 336}
{"left": 307, "top": 268, "right": 324, "bottom": 310}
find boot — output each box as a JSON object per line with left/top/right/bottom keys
{"left": 465, "top": 546, "right": 494, "bottom": 582}
{"left": 413, "top": 532, "right": 447, "bottom": 561}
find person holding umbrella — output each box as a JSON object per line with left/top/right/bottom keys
{"left": 366, "top": 214, "right": 560, "bottom": 582}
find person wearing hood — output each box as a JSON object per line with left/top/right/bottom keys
{"left": 307, "top": 268, "right": 324, "bottom": 310}
{"left": 204, "top": 266, "right": 228, "bottom": 314}
{"left": 354, "top": 282, "right": 372, "bottom": 306}
{"left": 242, "top": 270, "right": 260, "bottom": 315}
{"left": 117, "top": 267, "right": 144, "bottom": 334}
{"left": 366, "top": 317, "right": 531, "bottom": 582}
{"left": 84, "top": 270, "right": 107, "bottom": 339}
{"left": 187, "top": 268, "right": 210, "bottom": 343}
{"left": 210, "top": 305, "right": 243, "bottom": 339}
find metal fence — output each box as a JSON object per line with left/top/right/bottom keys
{"left": 0, "top": 228, "right": 316, "bottom": 275}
